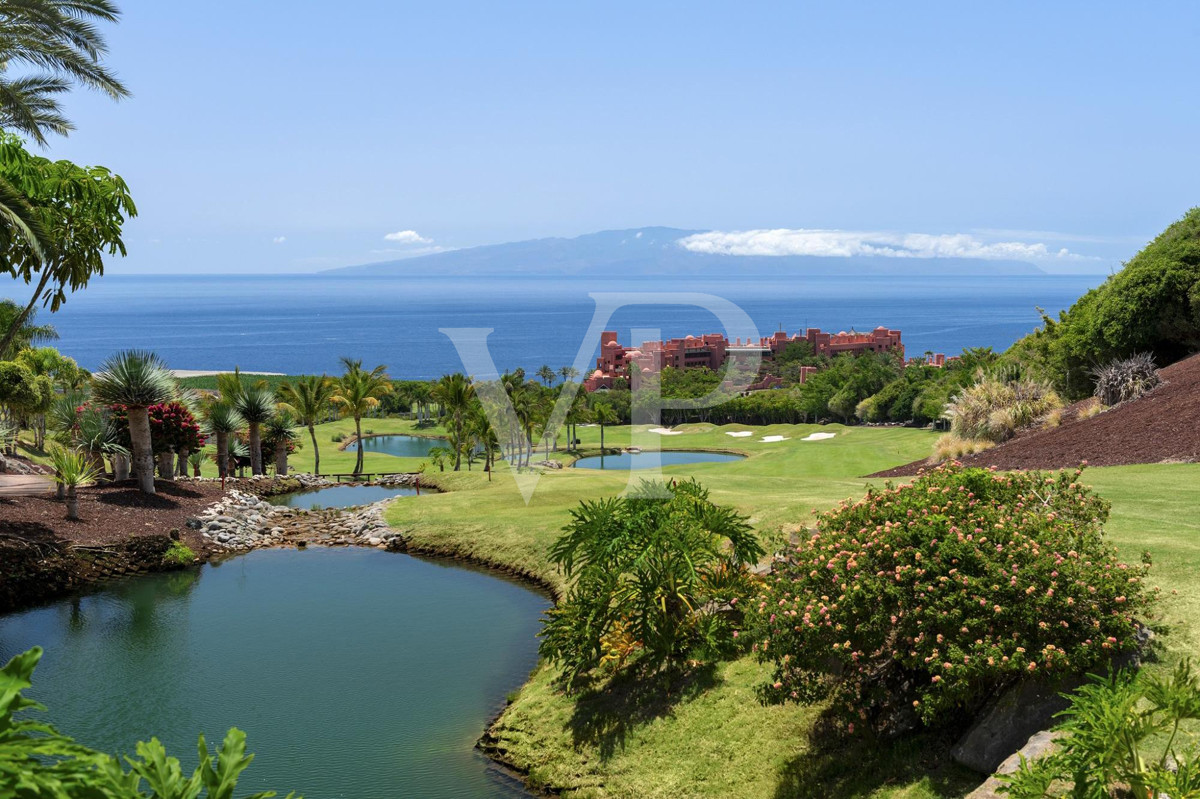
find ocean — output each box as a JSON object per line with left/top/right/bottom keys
{"left": 17, "top": 273, "right": 1103, "bottom": 378}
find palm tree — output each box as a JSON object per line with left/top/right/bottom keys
{"left": 0, "top": 0, "right": 130, "bottom": 146}
{"left": 49, "top": 444, "right": 99, "bottom": 520}
{"left": 234, "top": 388, "right": 276, "bottom": 476}
{"left": 263, "top": 412, "right": 297, "bottom": 475}
{"left": 432, "top": 373, "right": 475, "bottom": 471}
{"left": 537, "top": 364, "right": 556, "bottom": 387}
{"left": 593, "top": 402, "right": 618, "bottom": 451}
{"left": 90, "top": 350, "right": 173, "bottom": 494}
{"left": 559, "top": 365, "right": 579, "bottom": 384}
{"left": 278, "top": 374, "right": 335, "bottom": 475}
{"left": 203, "top": 402, "right": 242, "bottom": 479}
{"left": 332, "top": 358, "right": 391, "bottom": 475}
{"left": 0, "top": 299, "right": 56, "bottom": 358}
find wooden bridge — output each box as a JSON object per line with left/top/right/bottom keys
{"left": 324, "top": 472, "right": 413, "bottom": 483}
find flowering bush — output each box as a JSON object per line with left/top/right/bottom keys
{"left": 111, "top": 402, "right": 206, "bottom": 453}
{"left": 749, "top": 463, "right": 1155, "bottom": 733}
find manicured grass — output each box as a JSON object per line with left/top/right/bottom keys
{"left": 381, "top": 426, "right": 1200, "bottom": 799}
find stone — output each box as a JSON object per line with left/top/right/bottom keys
{"left": 965, "top": 730, "right": 1060, "bottom": 798}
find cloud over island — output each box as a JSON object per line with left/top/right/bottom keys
{"left": 677, "top": 229, "right": 1092, "bottom": 261}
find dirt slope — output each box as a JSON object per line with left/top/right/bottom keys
{"left": 873, "top": 352, "right": 1200, "bottom": 477}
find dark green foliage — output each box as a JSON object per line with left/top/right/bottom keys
{"left": 0, "top": 647, "right": 299, "bottom": 797}
{"left": 540, "top": 480, "right": 765, "bottom": 684}
{"left": 1009, "top": 208, "right": 1200, "bottom": 399}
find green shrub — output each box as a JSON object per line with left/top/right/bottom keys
{"left": 331, "top": 433, "right": 344, "bottom": 443}
{"left": 1092, "top": 352, "right": 1161, "bottom": 407}
{"left": 1002, "top": 662, "right": 1200, "bottom": 798}
{"left": 0, "top": 647, "right": 300, "bottom": 797}
{"left": 946, "top": 377, "right": 1063, "bottom": 443}
{"left": 162, "top": 540, "right": 196, "bottom": 566}
{"left": 749, "top": 463, "right": 1155, "bottom": 733}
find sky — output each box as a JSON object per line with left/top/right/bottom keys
{"left": 26, "top": 0, "right": 1200, "bottom": 275}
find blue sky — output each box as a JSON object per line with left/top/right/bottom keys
{"left": 34, "top": 1, "right": 1200, "bottom": 274}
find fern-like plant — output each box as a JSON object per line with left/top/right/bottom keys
{"left": 48, "top": 444, "right": 100, "bottom": 520}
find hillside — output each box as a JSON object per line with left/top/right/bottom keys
{"left": 875, "top": 351, "right": 1200, "bottom": 476}
{"left": 325, "top": 227, "right": 1046, "bottom": 277}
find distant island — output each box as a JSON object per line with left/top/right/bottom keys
{"left": 324, "top": 227, "right": 1046, "bottom": 277}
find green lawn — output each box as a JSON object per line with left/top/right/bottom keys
{"left": 379, "top": 424, "right": 1200, "bottom": 799}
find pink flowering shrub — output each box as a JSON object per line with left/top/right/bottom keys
{"left": 749, "top": 463, "right": 1155, "bottom": 733}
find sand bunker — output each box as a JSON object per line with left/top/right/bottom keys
{"left": 648, "top": 427, "right": 682, "bottom": 435}
{"left": 725, "top": 431, "right": 753, "bottom": 438}
{"left": 760, "top": 435, "right": 789, "bottom": 443}
{"left": 801, "top": 432, "right": 837, "bottom": 442}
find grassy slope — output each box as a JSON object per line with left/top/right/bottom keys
{"left": 383, "top": 424, "right": 1200, "bottom": 799}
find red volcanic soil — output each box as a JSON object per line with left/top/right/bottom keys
{"left": 872, "top": 352, "right": 1200, "bottom": 477}
{"left": 0, "top": 479, "right": 222, "bottom": 549}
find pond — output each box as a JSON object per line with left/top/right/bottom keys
{"left": 359, "top": 434, "right": 445, "bottom": 458}
{"left": 573, "top": 451, "right": 746, "bottom": 470}
{"left": 266, "top": 483, "right": 418, "bottom": 509}
{"left": 0, "top": 548, "right": 548, "bottom": 798}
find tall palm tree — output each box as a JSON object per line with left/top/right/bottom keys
{"left": 593, "top": 402, "right": 618, "bottom": 452}
{"left": 90, "top": 349, "right": 173, "bottom": 494}
{"left": 234, "top": 388, "right": 275, "bottom": 476}
{"left": 537, "top": 364, "right": 556, "bottom": 387}
{"left": 0, "top": 0, "right": 130, "bottom": 145}
{"left": 203, "top": 402, "right": 242, "bottom": 479}
{"left": 278, "top": 374, "right": 335, "bottom": 475}
{"left": 559, "top": 365, "right": 579, "bottom": 384}
{"left": 433, "top": 372, "right": 475, "bottom": 471}
{"left": 332, "top": 358, "right": 391, "bottom": 475}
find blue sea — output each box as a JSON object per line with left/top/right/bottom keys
{"left": 15, "top": 273, "right": 1104, "bottom": 378}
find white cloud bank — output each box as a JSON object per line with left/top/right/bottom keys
{"left": 272, "top": 236, "right": 286, "bottom": 244}
{"left": 383, "top": 229, "right": 432, "bottom": 244}
{"left": 677, "top": 229, "right": 1091, "bottom": 261}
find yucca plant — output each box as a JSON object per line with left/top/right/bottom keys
{"left": 1093, "top": 352, "right": 1161, "bottom": 407}
{"left": 90, "top": 350, "right": 175, "bottom": 494}
{"left": 187, "top": 449, "right": 205, "bottom": 477}
{"left": 263, "top": 412, "right": 298, "bottom": 475}
{"left": 202, "top": 401, "right": 243, "bottom": 478}
{"left": 48, "top": 445, "right": 101, "bottom": 520}
{"left": 233, "top": 388, "right": 276, "bottom": 476}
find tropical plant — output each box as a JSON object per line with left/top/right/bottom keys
{"left": 592, "top": 401, "right": 617, "bottom": 451}
{"left": 540, "top": 479, "right": 765, "bottom": 685}
{"left": 0, "top": 647, "right": 299, "bottom": 798}
{"left": 163, "top": 540, "right": 196, "bottom": 566}
{"left": 1092, "top": 352, "right": 1161, "bottom": 407}
{"left": 263, "top": 412, "right": 297, "bottom": 475}
{"left": 0, "top": 135, "right": 136, "bottom": 356}
{"left": 1002, "top": 662, "right": 1200, "bottom": 798}
{"left": 187, "top": 449, "right": 205, "bottom": 477}
{"left": 278, "top": 374, "right": 335, "bottom": 475}
{"left": 202, "top": 401, "right": 243, "bottom": 479}
{"left": 48, "top": 444, "right": 99, "bottom": 519}
{"left": 750, "top": 463, "right": 1155, "bottom": 734}
{"left": 559, "top": 365, "right": 579, "bottom": 384}
{"left": 331, "top": 358, "right": 391, "bottom": 475}
{"left": 233, "top": 388, "right": 276, "bottom": 476}
{"left": 0, "top": 0, "right": 130, "bottom": 143}
{"left": 432, "top": 372, "right": 474, "bottom": 471}
{"left": 537, "top": 364, "right": 556, "bottom": 386}
{"left": 90, "top": 350, "right": 174, "bottom": 494}
{"left": 427, "top": 445, "right": 451, "bottom": 472}
{"left": 0, "top": 299, "right": 56, "bottom": 357}
{"left": 928, "top": 432, "right": 996, "bottom": 464}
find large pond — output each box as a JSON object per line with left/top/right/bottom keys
{"left": 359, "top": 434, "right": 444, "bottom": 458}
{"left": 574, "top": 451, "right": 746, "bottom": 470}
{"left": 0, "top": 548, "right": 548, "bottom": 798}
{"left": 266, "top": 484, "right": 417, "bottom": 509}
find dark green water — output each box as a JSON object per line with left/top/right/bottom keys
{"left": 266, "top": 484, "right": 418, "bottom": 508}
{"left": 0, "top": 548, "right": 548, "bottom": 798}
{"left": 573, "top": 451, "right": 745, "bottom": 470}
{"left": 360, "top": 435, "right": 444, "bottom": 458}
